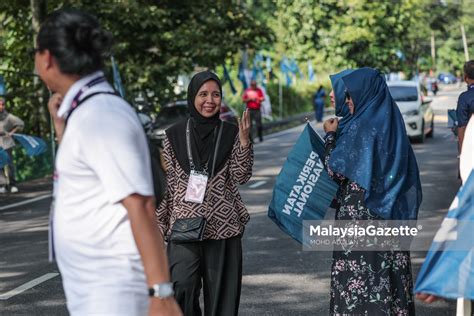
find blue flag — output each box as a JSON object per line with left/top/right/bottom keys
{"left": 0, "top": 148, "right": 9, "bottom": 168}
{"left": 13, "top": 134, "right": 47, "bottom": 156}
{"left": 280, "top": 57, "right": 292, "bottom": 86}
{"left": 111, "top": 56, "right": 125, "bottom": 98}
{"left": 0, "top": 75, "right": 5, "bottom": 95}
{"left": 289, "top": 58, "right": 303, "bottom": 78}
{"left": 268, "top": 124, "right": 339, "bottom": 244}
{"left": 415, "top": 171, "right": 474, "bottom": 300}
{"left": 223, "top": 65, "right": 237, "bottom": 95}
{"left": 238, "top": 62, "right": 248, "bottom": 90}
{"left": 308, "top": 61, "right": 315, "bottom": 82}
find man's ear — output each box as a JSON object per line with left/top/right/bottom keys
{"left": 44, "top": 49, "right": 55, "bottom": 70}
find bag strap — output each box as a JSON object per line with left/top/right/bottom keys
{"left": 210, "top": 121, "right": 223, "bottom": 178}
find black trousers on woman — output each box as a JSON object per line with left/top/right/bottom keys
{"left": 167, "top": 236, "right": 242, "bottom": 316}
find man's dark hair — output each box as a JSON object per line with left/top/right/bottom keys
{"left": 36, "top": 8, "right": 112, "bottom": 76}
{"left": 464, "top": 60, "right": 474, "bottom": 80}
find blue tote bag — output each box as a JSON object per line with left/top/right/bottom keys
{"left": 268, "top": 124, "right": 339, "bottom": 244}
{"left": 415, "top": 171, "right": 474, "bottom": 300}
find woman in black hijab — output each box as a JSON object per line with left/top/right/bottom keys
{"left": 157, "top": 71, "right": 252, "bottom": 316}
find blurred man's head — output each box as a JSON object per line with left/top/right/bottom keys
{"left": 250, "top": 80, "right": 257, "bottom": 89}
{"left": 463, "top": 60, "right": 474, "bottom": 83}
{"left": 0, "top": 97, "right": 5, "bottom": 112}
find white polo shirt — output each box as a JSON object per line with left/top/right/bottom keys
{"left": 52, "top": 71, "right": 153, "bottom": 315}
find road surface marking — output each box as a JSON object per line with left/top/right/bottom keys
{"left": 0, "top": 273, "right": 59, "bottom": 300}
{"left": 249, "top": 180, "right": 267, "bottom": 189}
{"left": 0, "top": 194, "right": 52, "bottom": 211}
{"left": 434, "top": 115, "right": 448, "bottom": 123}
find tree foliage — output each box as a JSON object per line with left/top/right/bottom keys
{"left": 0, "top": 0, "right": 272, "bottom": 135}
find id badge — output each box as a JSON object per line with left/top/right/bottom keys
{"left": 185, "top": 170, "right": 208, "bottom": 204}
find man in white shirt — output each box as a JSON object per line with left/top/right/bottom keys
{"left": 34, "top": 8, "right": 181, "bottom": 316}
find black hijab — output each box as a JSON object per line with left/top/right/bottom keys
{"left": 166, "top": 71, "right": 238, "bottom": 176}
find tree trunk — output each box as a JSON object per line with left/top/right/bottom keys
{"left": 30, "top": 0, "right": 50, "bottom": 140}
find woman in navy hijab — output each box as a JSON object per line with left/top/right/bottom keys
{"left": 323, "top": 68, "right": 422, "bottom": 315}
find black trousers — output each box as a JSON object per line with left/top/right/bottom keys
{"left": 248, "top": 108, "right": 263, "bottom": 142}
{"left": 167, "top": 236, "right": 242, "bottom": 316}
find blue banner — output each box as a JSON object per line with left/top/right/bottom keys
{"left": 0, "top": 75, "right": 5, "bottom": 95}
{"left": 280, "top": 57, "right": 292, "bottom": 86}
{"left": 238, "top": 62, "right": 248, "bottom": 90}
{"left": 308, "top": 61, "right": 315, "bottom": 82}
{"left": 0, "top": 148, "right": 9, "bottom": 168}
{"left": 111, "top": 56, "right": 125, "bottom": 98}
{"left": 268, "top": 124, "right": 339, "bottom": 244}
{"left": 223, "top": 65, "right": 237, "bottom": 95}
{"left": 415, "top": 171, "right": 474, "bottom": 300}
{"left": 13, "top": 134, "right": 47, "bottom": 156}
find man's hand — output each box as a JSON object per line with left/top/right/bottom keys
{"left": 122, "top": 194, "right": 182, "bottom": 316}
{"left": 149, "top": 298, "right": 183, "bottom": 316}
{"left": 48, "top": 93, "right": 66, "bottom": 143}
{"left": 416, "top": 293, "right": 440, "bottom": 303}
{"left": 48, "top": 93, "right": 63, "bottom": 122}
{"left": 323, "top": 118, "right": 339, "bottom": 133}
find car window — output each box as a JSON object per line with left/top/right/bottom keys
{"left": 155, "top": 106, "right": 189, "bottom": 125}
{"left": 388, "top": 86, "right": 419, "bottom": 102}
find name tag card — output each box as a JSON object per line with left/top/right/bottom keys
{"left": 185, "top": 170, "right": 208, "bottom": 204}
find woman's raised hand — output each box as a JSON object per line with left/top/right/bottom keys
{"left": 237, "top": 109, "right": 250, "bottom": 148}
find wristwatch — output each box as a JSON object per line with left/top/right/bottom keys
{"left": 148, "top": 282, "right": 174, "bottom": 299}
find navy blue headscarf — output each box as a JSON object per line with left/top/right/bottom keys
{"left": 329, "top": 69, "right": 354, "bottom": 135}
{"left": 329, "top": 68, "right": 422, "bottom": 220}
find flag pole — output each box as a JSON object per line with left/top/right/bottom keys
{"left": 279, "top": 75, "right": 283, "bottom": 120}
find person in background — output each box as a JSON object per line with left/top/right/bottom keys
{"left": 34, "top": 8, "right": 181, "bottom": 316}
{"left": 157, "top": 71, "right": 252, "bottom": 316}
{"left": 323, "top": 68, "right": 422, "bottom": 315}
{"left": 456, "top": 60, "right": 474, "bottom": 151}
{"left": 242, "top": 79, "right": 264, "bottom": 142}
{"left": 0, "top": 96, "right": 24, "bottom": 193}
{"left": 313, "top": 85, "right": 326, "bottom": 122}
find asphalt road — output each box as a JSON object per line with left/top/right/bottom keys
{"left": 0, "top": 85, "right": 463, "bottom": 315}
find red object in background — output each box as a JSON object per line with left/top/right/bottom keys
{"left": 243, "top": 88, "right": 264, "bottom": 110}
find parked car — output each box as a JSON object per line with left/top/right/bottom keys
{"left": 151, "top": 100, "right": 238, "bottom": 146}
{"left": 438, "top": 73, "right": 457, "bottom": 84}
{"left": 387, "top": 81, "right": 435, "bottom": 143}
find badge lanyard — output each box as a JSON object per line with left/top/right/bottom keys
{"left": 65, "top": 76, "right": 107, "bottom": 123}
{"left": 184, "top": 118, "right": 223, "bottom": 203}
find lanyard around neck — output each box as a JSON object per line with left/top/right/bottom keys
{"left": 66, "top": 76, "right": 107, "bottom": 121}
{"left": 186, "top": 118, "right": 223, "bottom": 177}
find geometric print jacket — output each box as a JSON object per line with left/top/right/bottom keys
{"left": 156, "top": 134, "right": 253, "bottom": 240}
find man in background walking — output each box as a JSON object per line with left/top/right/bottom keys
{"left": 456, "top": 60, "right": 474, "bottom": 151}
{"left": 243, "top": 80, "right": 265, "bottom": 142}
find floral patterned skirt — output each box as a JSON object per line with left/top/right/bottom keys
{"left": 329, "top": 186, "right": 416, "bottom": 315}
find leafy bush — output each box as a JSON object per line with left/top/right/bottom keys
{"left": 12, "top": 145, "right": 53, "bottom": 182}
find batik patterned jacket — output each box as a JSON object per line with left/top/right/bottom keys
{"left": 156, "top": 135, "right": 253, "bottom": 240}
